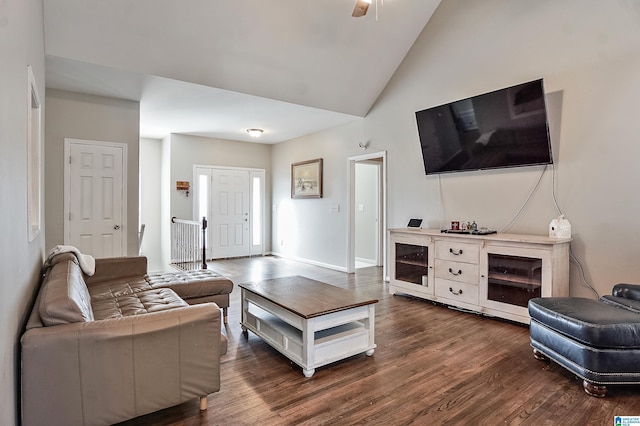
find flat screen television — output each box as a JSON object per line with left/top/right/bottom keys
{"left": 415, "top": 79, "right": 553, "bottom": 175}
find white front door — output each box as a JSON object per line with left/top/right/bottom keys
{"left": 211, "top": 168, "right": 250, "bottom": 258}
{"left": 194, "top": 166, "right": 264, "bottom": 259}
{"left": 65, "top": 139, "right": 126, "bottom": 258}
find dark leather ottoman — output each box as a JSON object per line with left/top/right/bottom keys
{"left": 529, "top": 286, "right": 640, "bottom": 397}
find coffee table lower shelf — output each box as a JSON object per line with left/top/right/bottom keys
{"left": 240, "top": 289, "right": 376, "bottom": 377}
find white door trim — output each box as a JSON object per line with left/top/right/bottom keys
{"left": 347, "top": 151, "right": 387, "bottom": 276}
{"left": 64, "top": 138, "right": 128, "bottom": 255}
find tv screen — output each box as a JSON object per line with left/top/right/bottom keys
{"left": 415, "top": 79, "right": 553, "bottom": 175}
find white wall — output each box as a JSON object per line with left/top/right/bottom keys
{"left": 139, "top": 138, "right": 164, "bottom": 271}
{"left": 160, "top": 135, "right": 172, "bottom": 268}
{"left": 272, "top": 0, "right": 640, "bottom": 297}
{"left": 272, "top": 122, "right": 365, "bottom": 269}
{"left": 0, "top": 0, "right": 46, "bottom": 424}
{"left": 45, "top": 89, "right": 141, "bottom": 256}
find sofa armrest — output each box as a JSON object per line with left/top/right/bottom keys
{"left": 612, "top": 283, "right": 640, "bottom": 301}
{"left": 85, "top": 256, "right": 148, "bottom": 284}
{"left": 21, "top": 303, "right": 221, "bottom": 426}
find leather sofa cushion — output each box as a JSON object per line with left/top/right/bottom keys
{"left": 145, "top": 270, "right": 234, "bottom": 300}
{"left": 39, "top": 261, "right": 94, "bottom": 326}
{"left": 88, "top": 277, "right": 153, "bottom": 301}
{"left": 529, "top": 297, "right": 640, "bottom": 349}
{"left": 92, "top": 288, "right": 188, "bottom": 320}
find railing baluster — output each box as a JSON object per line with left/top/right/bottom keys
{"left": 170, "top": 217, "right": 207, "bottom": 270}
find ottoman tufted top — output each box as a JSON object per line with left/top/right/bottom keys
{"left": 145, "top": 270, "right": 233, "bottom": 300}
{"left": 529, "top": 297, "right": 640, "bottom": 349}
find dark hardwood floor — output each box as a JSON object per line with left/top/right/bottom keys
{"left": 118, "top": 256, "right": 640, "bottom": 426}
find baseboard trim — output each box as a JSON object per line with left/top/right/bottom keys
{"left": 270, "top": 251, "right": 347, "bottom": 273}
{"left": 355, "top": 257, "right": 377, "bottom": 266}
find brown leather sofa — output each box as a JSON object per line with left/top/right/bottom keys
{"left": 21, "top": 253, "right": 233, "bottom": 426}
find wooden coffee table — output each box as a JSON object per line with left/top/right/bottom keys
{"left": 239, "top": 276, "right": 378, "bottom": 377}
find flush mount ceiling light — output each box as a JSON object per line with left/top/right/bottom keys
{"left": 247, "top": 128, "right": 264, "bottom": 138}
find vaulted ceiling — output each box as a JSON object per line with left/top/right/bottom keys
{"left": 44, "top": 0, "right": 441, "bottom": 143}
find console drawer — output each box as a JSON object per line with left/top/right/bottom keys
{"left": 435, "top": 240, "right": 480, "bottom": 264}
{"left": 435, "top": 278, "right": 478, "bottom": 305}
{"left": 434, "top": 259, "right": 479, "bottom": 284}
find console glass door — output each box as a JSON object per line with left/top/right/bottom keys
{"left": 395, "top": 243, "right": 429, "bottom": 285}
{"left": 487, "top": 254, "right": 542, "bottom": 307}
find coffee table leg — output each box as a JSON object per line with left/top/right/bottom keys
{"left": 241, "top": 289, "right": 249, "bottom": 337}
{"left": 303, "top": 368, "right": 315, "bottom": 378}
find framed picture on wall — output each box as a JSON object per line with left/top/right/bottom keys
{"left": 291, "top": 158, "right": 323, "bottom": 199}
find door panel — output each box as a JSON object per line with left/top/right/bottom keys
{"left": 219, "top": 225, "right": 228, "bottom": 246}
{"left": 234, "top": 223, "right": 244, "bottom": 245}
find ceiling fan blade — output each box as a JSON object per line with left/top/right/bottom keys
{"left": 352, "top": 0, "right": 371, "bottom": 17}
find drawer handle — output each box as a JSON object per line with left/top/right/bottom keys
{"left": 449, "top": 248, "right": 463, "bottom": 255}
{"left": 449, "top": 287, "right": 463, "bottom": 296}
{"left": 448, "top": 268, "right": 462, "bottom": 276}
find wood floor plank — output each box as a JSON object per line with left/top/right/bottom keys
{"left": 115, "top": 256, "right": 640, "bottom": 426}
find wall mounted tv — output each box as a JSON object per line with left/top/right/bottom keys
{"left": 415, "top": 79, "right": 553, "bottom": 175}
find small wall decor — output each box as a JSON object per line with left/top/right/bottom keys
{"left": 176, "top": 180, "right": 190, "bottom": 197}
{"left": 291, "top": 158, "right": 323, "bottom": 199}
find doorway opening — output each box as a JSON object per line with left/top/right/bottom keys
{"left": 347, "top": 151, "right": 387, "bottom": 276}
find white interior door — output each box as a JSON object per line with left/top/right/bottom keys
{"left": 65, "top": 139, "right": 127, "bottom": 258}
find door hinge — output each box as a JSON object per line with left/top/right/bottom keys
{"left": 69, "top": 156, "right": 72, "bottom": 164}
{"left": 69, "top": 212, "right": 71, "bottom": 220}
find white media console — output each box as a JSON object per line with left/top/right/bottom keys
{"left": 389, "top": 228, "right": 571, "bottom": 324}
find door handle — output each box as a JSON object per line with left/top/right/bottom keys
{"left": 113, "top": 225, "right": 120, "bottom": 230}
